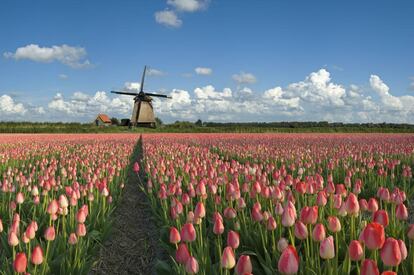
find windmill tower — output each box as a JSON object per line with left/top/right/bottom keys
{"left": 111, "top": 66, "right": 170, "bottom": 128}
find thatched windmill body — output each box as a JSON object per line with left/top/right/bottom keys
{"left": 111, "top": 66, "right": 170, "bottom": 128}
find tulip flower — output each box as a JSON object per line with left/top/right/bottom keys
{"left": 213, "top": 216, "right": 224, "bottom": 235}
{"left": 294, "top": 221, "right": 308, "bottom": 240}
{"left": 185, "top": 256, "right": 199, "bottom": 274}
{"left": 300, "top": 206, "right": 318, "bottom": 225}
{"left": 267, "top": 216, "right": 277, "bottom": 231}
{"left": 44, "top": 226, "right": 56, "bottom": 241}
{"left": 227, "top": 230, "right": 240, "bottom": 249}
{"left": 380, "top": 237, "right": 402, "bottom": 267}
{"left": 8, "top": 231, "right": 19, "bottom": 246}
{"left": 278, "top": 245, "right": 299, "bottom": 275}
{"left": 345, "top": 193, "right": 360, "bottom": 216}
{"left": 31, "top": 245, "right": 44, "bottom": 265}
{"left": 320, "top": 236, "right": 335, "bottom": 259}
{"left": 181, "top": 223, "right": 196, "bottom": 242}
{"left": 397, "top": 239, "right": 407, "bottom": 261}
{"left": 361, "top": 259, "right": 379, "bottom": 275}
{"left": 221, "top": 246, "right": 236, "bottom": 269}
{"left": 327, "top": 216, "right": 341, "bottom": 233}
{"left": 395, "top": 203, "right": 408, "bottom": 221}
{"left": 278, "top": 238, "right": 289, "bottom": 252}
{"left": 236, "top": 255, "right": 252, "bottom": 275}
{"left": 76, "top": 223, "right": 87, "bottom": 237}
{"left": 13, "top": 252, "right": 27, "bottom": 273}
{"left": 312, "top": 223, "right": 326, "bottom": 242}
{"left": 176, "top": 243, "right": 190, "bottom": 264}
{"left": 169, "top": 227, "right": 181, "bottom": 244}
{"left": 381, "top": 271, "right": 396, "bottom": 275}
{"left": 348, "top": 240, "right": 364, "bottom": 261}
{"left": 282, "top": 201, "right": 297, "bottom": 227}
{"left": 133, "top": 161, "right": 140, "bottom": 173}
{"left": 373, "top": 210, "right": 389, "bottom": 227}
{"left": 360, "top": 222, "right": 385, "bottom": 250}
{"left": 68, "top": 233, "right": 78, "bottom": 245}
{"left": 194, "top": 201, "right": 206, "bottom": 219}
{"left": 76, "top": 209, "right": 87, "bottom": 223}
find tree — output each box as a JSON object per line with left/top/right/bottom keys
{"left": 155, "top": 117, "right": 163, "bottom": 127}
{"left": 195, "top": 119, "right": 203, "bottom": 127}
{"left": 110, "top": 117, "right": 119, "bottom": 126}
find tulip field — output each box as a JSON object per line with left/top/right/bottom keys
{"left": 1, "top": 133, "right": 414, "bottom": 274}
{"left": 143, "top": 133, "right": 414, "bottom": 275}
{"left": 0, "top": 134, "right": 137, "bottom": 274}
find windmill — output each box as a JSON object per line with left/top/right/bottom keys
{"left": 111, "top": 66, "right": 170, "bottom": 128}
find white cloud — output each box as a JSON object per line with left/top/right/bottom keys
{"left": 370, "top": 75, "right": 403, "bottom": 110}
{"left": 195, "top": 67, "right": 212, "bottom": 75}
{"left": 167, "top": 0, "right": 209, "bottom": 12}
{"left": 0, "top": 95, "right": 27, "bottom": 116}
{"left": 194, "top": 85, "right": 231, "bottom": 99}
{"left": 155, "top": 10, "right": 182, "bottom": 28}
{"left": 232, "top": 72, "right": 257, "bottom": 84}
{"left": 4, "top": 44, "right": 91, "bottom": 68}
{"left": 147, "top": 68, "right": 165, "bottom": 76}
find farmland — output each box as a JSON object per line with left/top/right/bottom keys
{"left": 0, "top": 133, "right": 414, "bottom": 274}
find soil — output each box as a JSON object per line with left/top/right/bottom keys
{"left": 90, "top": 137, "right": 165, "bottom": 275}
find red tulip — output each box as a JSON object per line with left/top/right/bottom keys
{"left": 185, "top": 256, "right": 199, "bottom": 274}
{"left": 176, "top": 243, "right": 190, "bottom": 264}
{"left": 312, "top": 223, "right": 326, "bottom": 242}
{"left": 361, "top": 222, "right": 385, "bottom": 250}
{"left": 227, "top": 230, "right": 240, "bottom": 249}
{"left": 221, "top": 246, "right": 236, "bottom": 269}
{"left": 373, "top": 210, "right": 389, "bottom": 227}
{"left": 278, "top": 245, "right": 299, "bottom": 275}
{"left": 194, "top": 202, "right": 206, "bottom": 219}
{"left": 31, "top": 245, "right": 44, "bottom": 265}
{"left": 349, "top": 240, "right": 364, "bottom": 261}
{"left": 327, "top": 216, "right": 341, "bottom": 233}
{"left": 13, "top": 252, "right": 27, "bottom": 273}
{"left": 181, "top": 223, "right": 196, "bottom": 242}
{"left": 133, "top": 162, "right": 140, "bottom": 173}
{"left": 169, "top": 227, "right": 181, "bottom": 244}
{"left": 236, "top": 255, "right": 252, "bottom": 275}
{"left": 381, "top": 271, "right": 396, "bottom": 275}
{"left": 361, "top": 259, "right": 379, "bottom": 275}
{"left": 320, "top": 236, "right": 335, "bottom": 259}
{"left": 380, "top": 237, "right": 401, "bottom": 267}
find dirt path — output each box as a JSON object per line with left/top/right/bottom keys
{"left": 90, "top": 137, "right": 164, "bottom": 275}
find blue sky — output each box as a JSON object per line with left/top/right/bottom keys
{"left": 0, "top": 0, "right": 413, "bottom": 123}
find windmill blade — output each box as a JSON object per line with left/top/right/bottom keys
{"left": 145, "top": 92, "right": 171, "bottom": 98}
{"left": 111, "top": 91, "right": 139, "bottom": 96}
{"left": 140, "top": 65, "right": 147, "bottom": 93}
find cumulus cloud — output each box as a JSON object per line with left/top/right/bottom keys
{"left": 4, "top": 44, "right": 91, "bottom": 68}
{"left": 167, "top": 0, "right": 209, "bottom": 12}
{"left": 232, "top": 72, "right": 257, "bottom": 84}
{"left": 195, "top": 67, "right": 212, "bottom": 75}
{"left": 0, "top": 95, "right": 27, "bottom": 116}
{"left": 155, "top": 10, "right": 182, "bottom": 28}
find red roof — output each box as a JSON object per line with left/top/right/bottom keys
{"left": 97, "top": 114, "right": 111, "bottom": 123}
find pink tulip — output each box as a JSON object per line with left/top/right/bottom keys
{"left": 194, "top": 202, "right": 206, "bottom": 219}
{"left": 213, "top": 216, "right": 224, "bottom": 235}
{"left": 373, "top": 210, "right": 389, "bottom": 227}
{"left": 8, "top": 231, "right": 19, "bottom": 246}
{"left": 380, "top": 237, "right": 401, "bottom": 267}
{"left": 320, "top": 236, "right": 335, "bottom": 259}
{"left": 181, "top": 223, "right": 196, "bottom": 242}
{"left": 133, "top": 162, "right": 140, "bottom": 173}
{"left": 349, "top": 240, "right": 363, "bottom": 261}
{"left": 278, "top": 245, "right": 299, "bottom": 275}
{"left": 44, "top": 226, "right": 56, "bottom": 241}
{"left": 300, "top": 206, "right": 318, "bottom": 225}
{"left": 169, "top": 227, "right": 181, "bottom": 244}
{"left": 368, "top": 198, "right": 379, "bottom": 213}
{"left": 327, "top": 216, "right": 341, "bottom": 233}
{"left": 221, "top": 246, "right": 236, "bottom": 269}
{"left": 16, "top": 192, "right": 24, "bottom": 204}
{"left": 68, "top": 233, "right": 78, "bottom": 245}
{"left": 185, "top": 256, "right": 199, "bottom": 274}
{"left": 227, "top": 230, "right": 240, "bottom": 249}
{"left": 361, "top": 259, "right": 379, "bottom": 275}
{"left": 76, "top": 223, "right": 87, "bottom": 237}
{"left": 76, "top": 209, "right": 87, "bottom": 223}
{"left": 345, "top": 193, "right": 360, "bottom": 216}
{"left": 312, "top": 223, "right": 326, "bottom": 242}
{"left": 31, "top": 245, "right": 44, "bottom": 265}
{"left": 398, "top": 239, "right": 407, "bottom": 261}
{"left": 236, "top": 255, "right": 252, "bottom": 275}
{"left": 47, "top": 199, "right": 59, "bottom": 215}
{"left": 294, "top": 221, "right": 308, "bottom": 240}
{"left": 13, "top": 252, "right": 27, "bottom": 273}
{"left": 176, "top": 243, "right": 190, "bottom": 264}
{"left": 282, "top": 201, "right": 297, "bottom": 227}
{"left": 395, "top": 204, "right": 408, "bottom": 221}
